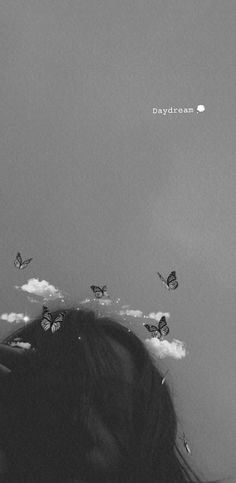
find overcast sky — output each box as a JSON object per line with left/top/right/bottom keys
{"left": 1, "top": 1, "right": 236, "bottom": 481}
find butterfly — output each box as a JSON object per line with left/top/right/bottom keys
{"left": 90, "top": 285, "right": 108, "bottom": 298}
{"left": 178, "top": 433, "right": 191, "bottom": 455}
{"left": 14, "top": 252, "right": 33, "bottom": 270}
{"left": 144, "top": 316, "right": 169, "bottom": 340}
{"left": 41, "top": 306, "right": 64, "bottom": 333}
{"left": 157, "top": 271, "right": 178, "bottom": 290}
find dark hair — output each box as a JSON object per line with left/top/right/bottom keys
{"left": 0, "top": 308, "right": 223, "bottom": 483}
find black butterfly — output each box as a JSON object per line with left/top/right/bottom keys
{"left": 157, "top": 271, "right": 178, "bottom": 290}
{"left": 144, "top": 316, "right": 169, "bottom": 340}
{"left": 90, "top": 285, "right": 108, "bottom": 298}
{"left": 41, "top": 306, "right": 64, "bottom": 333}
{"left": 14, "top": 252, "right": 33, "bottom": 270}
{"left": 178, "top": 433, "right": 191, "bottom": 455}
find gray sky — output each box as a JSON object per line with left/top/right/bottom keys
{"left": 1, "top": 1, "right": 236, "bottom": 481}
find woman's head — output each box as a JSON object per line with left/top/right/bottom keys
{"left": 0, "top": 308, "right": 217, "bottom": 482}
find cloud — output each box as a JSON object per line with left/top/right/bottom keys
{"left": 0, "top": 313, "right": 30, "bottom": 323}
{"left": 15, "top": 278, "right": 64, "bottom": 301}
{"left": 80, "top": 298, "right": 91, "bottom": 304}
{"left": 144, "top": 338, "right": 187, "bottom": 360}
{"left": 98, "top": 299, "right": 112, "bottom": 306}
{"left": 118, "top": 309, "right": 143, "bottom": 318}
{"left": 80, "top": 297, "right": 115, "bottom": 307}
{"left": 118, "top": 309, "right": 170, "bottom": 321}
{"left": 9, "top": 341, "right": 31, "bottom": 349}
{"left": 27, "top": 297, "right": 40, "bottom": 303}
{"left": 146, "top": 311, "right": 170, "bottom": 321}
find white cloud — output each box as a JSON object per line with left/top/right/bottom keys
{"left": 118, "top": 309, "right": 170, "bottom": 321}
{"left": 15, "top": 278, "right": 64, "bottom": 301}
{"left": 98, "top": 299, "right": 112, "bottom": 306}
{"left": 146, "top": 311, "right": 170, "bottom": 321}
{"left": 144, "top": 338, "right": 187, "bottom": 360}
{"left": 80, "top": 298, "right": 91, "bottom": 304}
{"left": 9, "top": 341, "right": 31, "bottom": 349}
{"left": 27, "top": 296, "right": 40, "bottom": 303}
{"left": 0, "top": 312, "right": 28, "bottom": 323}
{"left": 118, "top": 309, "right": 143, "bottom": 318}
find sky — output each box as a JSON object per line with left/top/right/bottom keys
{"left": 1, "top": 1, "right": 236, "bottom": 481}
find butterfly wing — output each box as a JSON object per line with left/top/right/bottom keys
{"left": 19, "top": 258, "right": 33, "bottom": 269}
{"left": 90, "top": 285, "right": 103, "bottom": 298}
{"left": 51, "top": 321, "right": 61, "bottom": 333}
{"left": 157, "top": 272, "right": 169, "bottom": 289}
{"left": 41, "top": 317, "right": 51, "bottom": 331}
{"left": 14, "top": 252, "right": 22, "bottom": 269}
{"left": 157, "top": 272, "right": 166, "bottom": 283}
{"left": 41, "top": 308, "right": 52, "bottom": 331}
{"left": 167, "top": 271, "right": 178, "bottom": 290}
{"left": 144, "top": 323, "right": 158, "bottom": 333}
{"left": 144, "top": 323, "right": 161, "bottom": 339}
{"left": 51, "top": 313, "right": 64, "bottom": 333}
{"left": 158, "top": 316, "right": 170, "bottom": 337}
{"left": 54, "top": 313, "right": 64, "bottom": 324}
{"left": 101, "top": 285, "right": 108, "bottom": 297}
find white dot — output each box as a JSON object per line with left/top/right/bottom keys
{"left": 197, "top": 105, "right": 205, "bottom": 112}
